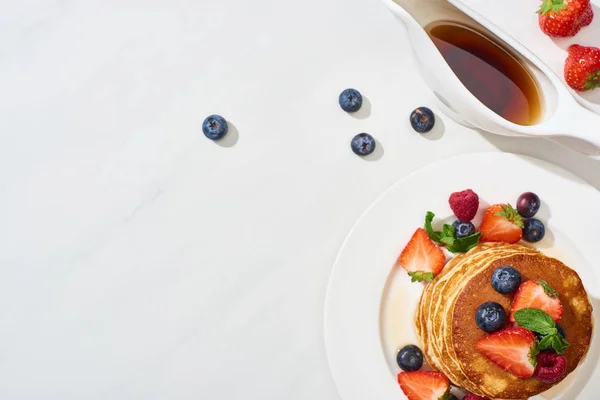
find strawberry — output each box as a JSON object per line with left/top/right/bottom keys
{"left": 475, "top": 327, "right": 537, "bottom": 378}
{"left": 479, "top": 204, "right": 523, "bottom": 244}
{"left": 510, "top": 280, "right": 563, "bottom": 322}
{"left": 564, "top": 44, "right": 600, "bottom": 92}
{"left": 398, "top": 228, "right": 446, "bottom": 283}
{"left": 537, "top": 0, "right": 594, "bottom": 38}
{"left": 397, "top": 371, "right": 450, "bottom": 400}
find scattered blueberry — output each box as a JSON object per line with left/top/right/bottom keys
{"left": 491, "top": 266, "right": 521, "bottom": 294}
{"left": 410, "top": 107, "right": 435, "bottom": 133}
{"left": 476, "top": 302, "right": 507, "bottom": 333}
{"left": 452, "top": 220, "right": 476, "bottom": 239}
{"left": 535, "top": 324, "right": 567, "bottom": 343}
{"left": 523, "top": 218, "right": 545, "bottom": 243}
{"left": 516, "top": 192, "right": 541, "bottom": 218}
{"left": 396, "top": 344, "right": 424, "bottom": 371}
{"left": 202, "top": 115, "right": 228, "bottom": 140}
{"left": 339, "top": 88, "right": 363, "bottom": 113}
{"left": 350, "top": 133, "right": 376, "bottom": 156}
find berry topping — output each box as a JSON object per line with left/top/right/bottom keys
{"left": 448, "top": 189, "right": 479, "bottom": 222}
{"left": 516, "top": 192, "right": 541, "bottom": 218}
{"left": 350, "top": 133, "right": 376, "bottom": 156}
{"left": 397, "top": 370, "right": 450, "bottom": 400}
{"left": 565, "top": 45, "right": 600, "bottom": 92}
{"left": 339, "top": 88, "right": 363, "bottom": 112}
{"left": 410, "top": 107, "right": 436, "bottom": 133}
{"left": 538, "top": 0, "right": 594, "bottom": 38}
{"left": 491, "top": 265, "right": 521, "bottom": 294}
{"left": 534, "top": 352, "right": 567, "bottom": 383}
{"left": 202, "top": 115, "right": 229, "bottom": 140}
{"left": 397, "top": 345, "right": 424, "bottom": 372}
{"left": 479, "top": 204, "right": 523, "bottom": 244}
{"left": 463, "top": 394, "right": 486, "bottom": 400}
{"left": 475, "top": 327, "right": 537, "bottom": 378}
{"left": 398, "top": 228, "right": 446, "bottom": 283}
{"left": 476, "top": 302, "right": 507, "bottom": 333}
{"left": 452, "top": 220, "right": 476, "bottom": 239}
{"left": 523, "top": 218, "right": 546, "bottom": 243}
{"left": 510, "top": 280, "right": 563, "bottom": 323}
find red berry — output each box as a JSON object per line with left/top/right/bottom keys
{"left": 475, "top": 327, "right": 537, "bottom": 378}
{"left": 510, "top": 280, "right": 563, "bottom": 323}
{"left": 534, "top": 352, "right": 567, "bottom": 383}
{"left": 565, "top": 44, "right": 600, "bottom": 92}
{"left": 397, "top": 371, "right": 450, "bottom": 400}
{"left": 398, "top": 228, "right": 446, "bottom": 282}
{"left": 448, "top": 189, "right": 479, "bottom": 222}
{"left": 538, "top": 0, "right": 594, "bottom": 38}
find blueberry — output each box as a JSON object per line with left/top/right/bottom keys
{"left": 339, "top": 88, "right": 363, "bottom": 113}
{"left": 448, "top": 395, "right": 459, "bottom": 400}
{"left": 410, "top": 107, "right": 435, "bottom": 133}
{"left": 350, "top": 133, "right": 376, "bottom": 156}
{"left": 476, "top": 302, "right": 507, "bottom": 333}
{"left": 202, "top": 115, "right": 228, "bottom": 140}
{"left": 523, "top": 218, "right": 545, "bottom": 243}
{"left": 452, "top": 220, "right": 476, "bottom": 239}
{"left": 516, "top": 192, "right": 541, "bottom": 218}
{"left": 396, "top": 345, "right": 424, "bottom": 371}
{"left": 491, "top": 266, "right": 521, "bottom": 294}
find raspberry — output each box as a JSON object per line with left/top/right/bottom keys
{"left": 449, "top": 189, "right": 479, "bottom": 222}
{"left": 534, "top": 352, "right": 567, "bottom": 383}
{"left": 464, "top": 394, "right": 487, "bottom": 400}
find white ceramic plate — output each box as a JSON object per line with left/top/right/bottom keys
{"left": 324, "top": 152, "right": 600, "bottom": 400}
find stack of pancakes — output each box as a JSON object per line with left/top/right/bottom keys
{"left": 415, "top": 243, "right": 593, "bottom": 399}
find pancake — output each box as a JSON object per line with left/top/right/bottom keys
{"left": 415, "top": 243, "right": 593, "bottom": 399}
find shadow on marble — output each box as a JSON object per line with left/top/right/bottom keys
{"left": 350, "top": 96, "right": 371, "bottom": 120}
{"left": 215, "top": 121, "right": 239, "bottom": 148}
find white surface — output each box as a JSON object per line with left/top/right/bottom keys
{"left": 324, "top": 153, "right": 600, "bottom": 400}
{"left": 1, "top": 1, "right": 600, "bottom": 399}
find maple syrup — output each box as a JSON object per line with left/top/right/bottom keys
{"left": 426, "top": 22, "right": 542, "bottom": 126}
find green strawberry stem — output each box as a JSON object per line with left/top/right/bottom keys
{"left": 537, "top": 0, "right": 567, "bottom": 14}
{"left": 584, "top": 69, "right": 600, "bottom": 91}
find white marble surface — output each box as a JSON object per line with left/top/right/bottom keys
{"left": 1, "top": 1, "right": 599, "bottom": 399}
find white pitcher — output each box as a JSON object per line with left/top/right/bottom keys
{"left": 382, "top": 0, "right": 600, "bottom": 159}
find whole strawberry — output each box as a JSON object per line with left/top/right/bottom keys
{"left": 565, "top": 44, "right": 600, "bottom": 92}
{"left": 537, "top": 0, "right": 594, "bottom": 37}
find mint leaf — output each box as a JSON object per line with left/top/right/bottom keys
{"left": 408, "top": 271, "right": 434, "bottom": 283}
{"left": 551, "top": 335, "right": 569, "bottom": 354}
{"left": 495, "top": 203, "right": 524, "bottom": 228}
{"left": 424, "top": 212, "right": 481, "bottom": 253}
{"left": 536, "top": 280, "right": 558, "bottom": 297}
{"left": 529, "top": 346, "right": 539, "bottom": 367}
{"left": 424, "top": 212, "right": 443, "bottom": 243}
{"left": 536, "top": 334, "right": 569, "bottom": 354}
{"left": 438, "top": 389, "right": 453, "bottom": 400}
{"left": 537, "top": 334, "right": 554, "bottom": 351}
{"left": 514, "top": 308, "right": 557, "bottom": 335}
{"left": 447, "top": 231, "right": 481, "bottom": 253}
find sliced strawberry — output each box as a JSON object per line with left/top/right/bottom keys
{"left": 397, "top": 371, "right": 450, "bottom": 400}
{"left": 510, "top": 280, "right": 563, "bottom": 322}
{"left": 398, "top": 228, "right": 446, "bottom": 282}
{"left": 475, "top": 327, "right": 537, "bottom": 378}
{"left": 479, "top": 204, "right": 523, "bottom": 244}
